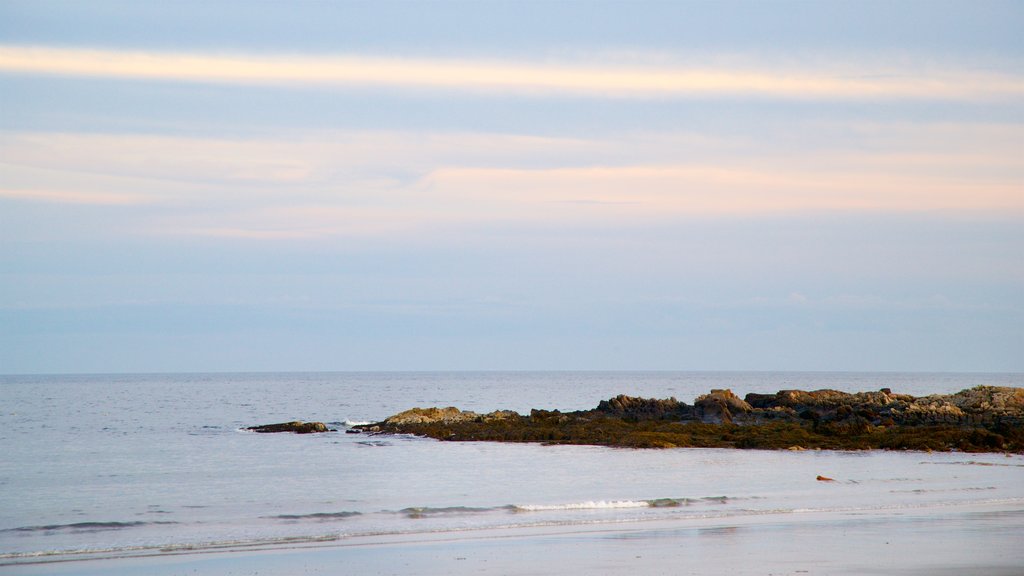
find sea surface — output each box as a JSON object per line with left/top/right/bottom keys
{"left": 1, "top": 371, "right": 1022, "bottom": 571}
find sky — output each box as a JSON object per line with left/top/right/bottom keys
{"left": 1, "top": 0, "right": 1022, "bottom": 374}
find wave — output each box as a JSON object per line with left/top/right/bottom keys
{"left": 922, "top": 460, "right": 1024, "bottom": 468}
{"left": 513, "top": 498, "right": 697, "bottom": 512}
{"left": 651, "top": 498, "right": 696, "bottom": 507}
{"left": 400, "top": 506, "right": 513, "bottom": 518}
{"left": 328, "top": 420, "right": 372, "bottom": 428}
{"left": 269, "top": 511, "right": 362, "bottom": 521}
{"left": 2, "top": 521, "right": 178, "bottom": 534}
{"left": 393, "top": 496, "right": 727, "bottom": 516}
{"left": 514, "top": 500, "right": 647, "bottom": 512}
{"left": 889, "top": 486, "right": 997, "bottom": 494}
{"left": 355, "top": 440, "right": 392, "bottom": 447}
{"left": 0, "top": 533, "right": 343, "bottom": 563}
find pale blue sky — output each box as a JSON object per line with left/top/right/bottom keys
{"left": 1, "top": 1, "right": 1022, "bottom": 373}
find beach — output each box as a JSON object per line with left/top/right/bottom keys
{"left": 8, "top": 501, "right": 1023, "bottom": 576}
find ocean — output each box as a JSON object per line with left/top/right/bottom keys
{"left": 1, "top": 371, "right": 1023, "bottom": 574}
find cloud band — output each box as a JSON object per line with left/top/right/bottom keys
{"left": 1, "top": 46, "right": 1022, "bottom": 101}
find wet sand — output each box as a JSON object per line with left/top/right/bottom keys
{"left": 6, "top": 501, "right": 1022, "bottom": 576}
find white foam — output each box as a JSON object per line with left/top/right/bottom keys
{"left": 515, "top": 500, "right": 652, "bottom": 512}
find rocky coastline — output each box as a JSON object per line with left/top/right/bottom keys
{"left": 352, "top": 386, "right": 1024, "bottom": 453}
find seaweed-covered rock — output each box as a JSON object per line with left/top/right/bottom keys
{"left": 355, "top": 386, "right": 1024, "bottom": 453}
{"left": 247, "top": 421, "right": 331, "bottom": 434}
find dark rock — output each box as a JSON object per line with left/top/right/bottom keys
{"left": 596, "top": 394, "right": 692, "bottom": 420}
{"left": 247, "top": 421, "right": 332, "bottom": 434}
{"left": 799, "top": 409, "right": 820, "bottom": 422}
{"left": 529, "top": 409, "right": 566, "bottom": 423}
{"left": 480, "top": 410, "right": 521, "bottom": 422}
{"left": 744, "top": 393, "right": 779, "bottom": 409}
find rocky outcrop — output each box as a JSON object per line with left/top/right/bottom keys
{"left": 741, "top": 386, "right": 1024, "bottom": 428}
{"left": 384, "top": 407, "right": 478, "bottom": 426}
{"left": 382, "top": 407, "right": 520, "bottom": 426}
{"left": 596, "top": 395, "right": 692, "bottom": 420}
{"left": 481, "top": 410, "right": 520, "bottom": 422}
{"left": 743, "top": 388, "right": 910, "bottom": 426}
{"left": 900, "top": 386, "right": 1024, "bottom": 426}
{"left": 694, "top": 389, "right": 752, "bottom": 424}
{"left": 355, "top": 386, "right": 1024, "bottom": 453}
{"left": 247, "top": 421, "right": 332, "bottom": 434}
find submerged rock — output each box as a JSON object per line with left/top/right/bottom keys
{"left": 247, "top": 421, "right": 332, "bottom": 434}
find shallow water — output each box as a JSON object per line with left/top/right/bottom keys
{"left": 0, "top": 371, "right": 1022, "bottom": 568}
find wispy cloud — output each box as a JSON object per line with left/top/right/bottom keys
{"left": 421, "top": 165, "right": 1023, "bottom": 215}
{"left": 2, "top": 45, "right": 1022, "bottom": 101}
{"left": 168, "top": 227, "right": 334, "bottom": 240}
{"left": 154, "top": 205, "right": 434, "bottom": 239}
{"left": 0, "top": 187, "right": 154, "bottom": 205}
{"left": 3, "top": 125, "right": 1020, "bottom": 239}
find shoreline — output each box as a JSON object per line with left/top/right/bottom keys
{"left": 6, "top": 500, "right": 1023, "bottom": 575}
{"left": 6, "top": 486, "right": 1022, "bottom": 568}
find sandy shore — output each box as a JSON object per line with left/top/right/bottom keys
{"left": 6, "top": 501, "right": 1022, "bottom": 576}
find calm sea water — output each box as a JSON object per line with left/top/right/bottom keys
{"left": 1, "top": 371, "right": 1022, "bottom": 567}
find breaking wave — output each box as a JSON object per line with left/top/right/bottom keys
{"left": 391, "top": 496, "right": 732, "bottom": 516}
{"left": 513, "top": 498, "right": 697, "bottom": 512}
{"left": 328, "top": 420, "right": 372, "bottom": 428}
